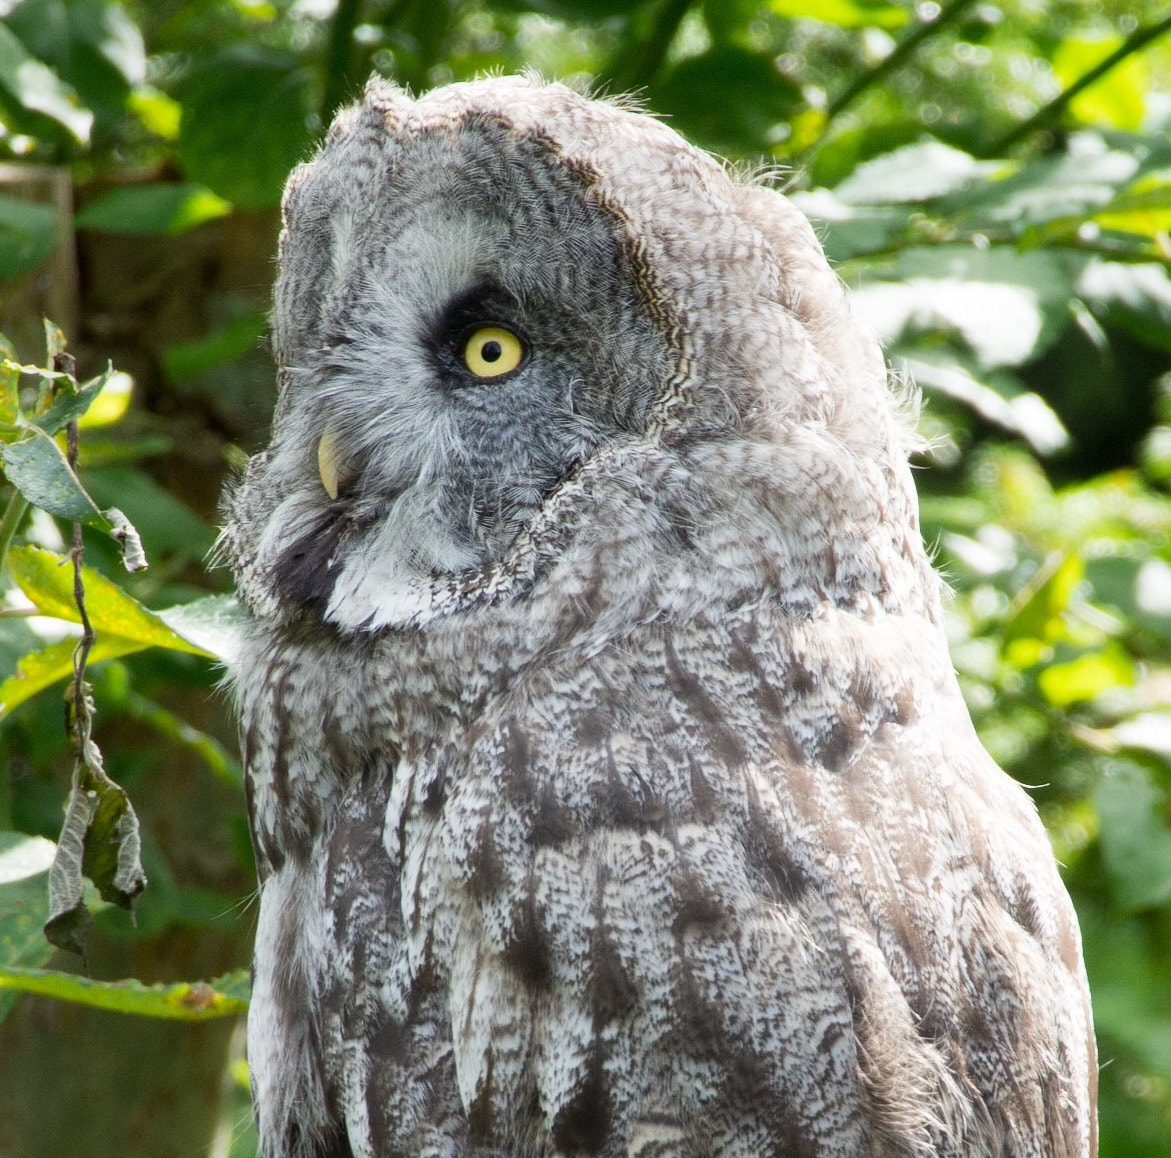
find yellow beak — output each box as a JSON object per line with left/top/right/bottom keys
{"left": 317, "top": 431, "right": 342, "bottom": 500}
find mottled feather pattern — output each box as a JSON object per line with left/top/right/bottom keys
{"left": 223, "top": 75, "right": 1096, "bottom": 1157}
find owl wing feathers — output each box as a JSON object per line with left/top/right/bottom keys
{"left": 343, "top": 600, "right": 1094, "bottom": 1157}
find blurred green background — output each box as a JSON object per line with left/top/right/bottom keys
{"left": 0, "top": 1, "right": 1170, "bottom": 1155}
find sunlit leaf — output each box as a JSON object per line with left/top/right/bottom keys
{"left": 1054, "top": 35, "right": 1146, "bottom": 133}
{"left": 77, "top": 370, "right": 132, "bottom": 428}
{"left": 0, "top": 351, "right": 18, "bottom": 426}
{"left": 7, "top": 545, "right": 229, "bottom": 660}
{"left": 833, "top": 142, "right": 995, "bottom": 204}
{"left": 791, "top": 188, "right": 910, "bottom": 261}
{"left": 940, "top": 137, "right": 1137, "bottom": 233}
{"left": 156, "top": 596, "right": 243, "bottom": 666}
{"left": 75, "top": 184, "right": 232, "bottom": 236}
{"left": 0, "top": 965, "right": 249, "bottom": 1019}
{"left": 127, "top": 84, "right": 180, "bottom": 140}
{"left": 770, "top": 0, "right": 905, "bottom": 29}
{"left": 1036, "top": 643, "right": 1135, "bottom": 708}
{"left": 0, "top": 632, "right": 143, "bottom": 720}
{"left": 900, "top": 353, "right": 1068, "bottom": 455}
{"left": 0, "top": 22, "right": 92, "bottom": 143}
{"left": 849, "top": 246, "right": 1080, "bottom": 367}
{"left": 0, "top": 549, "right": 244, "bottom": 718}
{"left": 1079, "top": 260, "right": 1171, "bottom": 352}
{"left": 1003, "top": 552, "right": 1083, "bottom": 645}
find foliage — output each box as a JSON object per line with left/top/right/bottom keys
{"left": 1, "top": 1, "right": 1170, "bottom": 1155}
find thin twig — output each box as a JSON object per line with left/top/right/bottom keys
{"left": 984, "top": 14, "right": 1171, "bottom": 156}
{"left": 55, "top": 349, "right": 95, "bottom": 758}
{"left": 824, "top": 0, "right": 981, "bottom": 123}
{"left": 67, "top": 419, "right": 95, "bottom": 757}
{"left": 606, "top": 0, "right": 693, "bottom": 92}
{"left": 321, "top": 0, "right": 365, "bottom": 124}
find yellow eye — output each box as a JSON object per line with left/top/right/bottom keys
{"left": 462, "top": 326, "right": 525, "bottom": 379}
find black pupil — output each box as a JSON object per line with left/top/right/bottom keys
{"left": 480, "top": 339, "right": 502, "bottom": 363}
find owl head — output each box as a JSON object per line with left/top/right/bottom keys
{"left": 223, "top": 75, "right": 932, "bottom": 634}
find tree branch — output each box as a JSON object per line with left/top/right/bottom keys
{"left": 824, "top": 0, "right": 981, "bottom": 123}
{"left": 606, "top": 0, "right": 694, "bottom": 93}
{"left": 984, "top": 14, "right": 1171, "bottom": 156}
{"left": 321, "top": 0, "right": 365, "bottom": 125}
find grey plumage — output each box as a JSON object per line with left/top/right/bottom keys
{"left": 222, "top": 75, "right": 1097, "bottom": 1157}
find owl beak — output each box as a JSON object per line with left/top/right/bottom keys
{"left": 317, "top": 430, "right": 344, "bottom": 500}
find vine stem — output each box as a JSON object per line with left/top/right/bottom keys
{"left": 984, "top": 14, "right": 1171, "bottom": 156}
{"left": 321, "top": 0, "right": 365, "bottom": 125}
{"left": 823, "top": 0, "right": 981, "bottom": 124}
{"left": 0, "top": 490, "right": 29, "bottom": 570}
{"left": 57, "top": 348, "right": 95, "bottom": 760}
{"left": 606, "top": 0, "right": 693, "bottom": 93}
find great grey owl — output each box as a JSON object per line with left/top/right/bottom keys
{"left": 222, "top": 75, "right": 1097, "bottom": 1158}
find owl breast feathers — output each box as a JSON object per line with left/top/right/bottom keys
{"left": 222, "top": 75, "right": 1096, "bottom": 1158}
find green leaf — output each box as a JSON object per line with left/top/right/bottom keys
{"left": 0, "top": 833, "right": 56, "bottom": 1022}
{"left": 0, "top": 353, "right": 18, "bottom": 426}
{"left": 770, "top": 0, "right": 906, "bottom": 29}
{"left": 45, "top": 747, "right": 145, "bottom": 955}
{"left": 35, "top": 365, "right": 111, "bottom": 435}
{"left": 7, "top": 545, "right": 231, "bottom": 660}
{"left": 81, "top": 466, "right": 214, "bottom": 557}
{"left": 177, "top": 46, "right": 314, "bottom": 209}
{"left": 1079, "top": 260, "right": 1171, "bottom": 353}
{"left": 1036, "top": 643, "right": 1135, "bottom": 708}
{"left": 75, "top": 184, "right": 232, "bottom": 236}
{"left": 0, "top": 633, "right": 147, "bottom": 721}
{"left": 1054, "top": 35, "right": 1146, "bottom": 133}
{"left": 3, "top": 0, "right": 145, "bottom": 126}
{"left": 127, "top": 84, "right": 180, "bottom": 140}
{"left": 939, "top": 140, "right": 1137, "bottom": 234}
{"left": 650, "top": 47, "right": 803, "bottom": 153}
{"left": 1080, "top": 898, "right": 1171, "bottom": 1079}
{"left": 790, "top": 188, "right": 911, "bottom": 262}
{"left": 77, "top": 370, "right": 132, "bottom": 429}
{"left": 899, "top": 352, "right": 1068, "bottom": 455}
{"left": 849, "top": 246, "right": 1081, "bottom": 368}
{"left": 833, "top": 142, "right": 996, "bottom": 204}
{"left": 1094, "top": 761, "right": 1171, "bottom": 912}
{"left": 0, "top": 548, "right": 243, "bottom": 718}
{"left": 0, "top": 965, "right": 249, "bottom": 1019}
{"left": 0, "top": 195, "right": 58, "bottom": 279}
{"left": 162, "top": 312, "right": 268, "bottom": 383}
{"left": 1, "top": 428, "right": 111, "bottom": 527}
{"left": 0, "top": 22, "right": 92, "bottom": 143}
{"left": 156, "top": 596, "right": 243, "bottom": 665}
{"left": 1003, "top": 552, "right": 1083, "bottom": 646}
{"left": 0, "top": 430, "right": 145, "bottom": 570}
{"left": 495, "top": 0, "right": 651, "bottom": 15}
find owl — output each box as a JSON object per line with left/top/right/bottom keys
{"left": 221, "top": 76, "right": 1097, "bottom": 1158}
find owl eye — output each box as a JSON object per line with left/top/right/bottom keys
{"left": 462, "top": 326, "right": 525, "bottom": 379}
